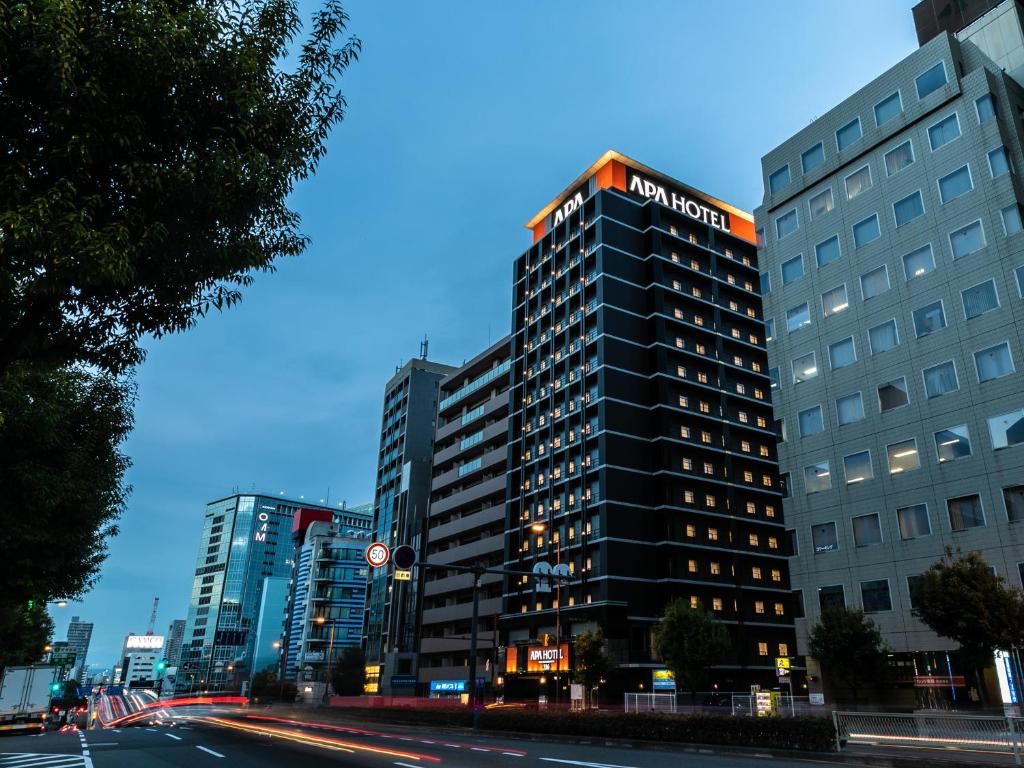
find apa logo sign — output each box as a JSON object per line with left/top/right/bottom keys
{"left": 627, "top": 172, "right": 730, "bottom": 233}
{"left": 552, "top": 191, "right": 584, "bottom": 226}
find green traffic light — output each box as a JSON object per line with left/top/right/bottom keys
{"left": 50, "top": 682, "right": 61, "bottom": 692}
{"left": 157, "top": 660, "right": 167, "bottom": 671}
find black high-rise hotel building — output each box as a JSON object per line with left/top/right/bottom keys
{"left": 502, "top": 151, "right": 795, "bottom": 695}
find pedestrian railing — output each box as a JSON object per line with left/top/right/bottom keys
{"left": 624, "top": 693, "right": 676, "bottom": 713}
{"left": 834, "top": 711, "right": 1024, "bottom": 764}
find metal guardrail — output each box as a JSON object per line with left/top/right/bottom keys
{"left": 624, "top": 693, "right": 676, "bottom": 714}
{"left": 834, "top": 711, "right": 1024, "bottom": 764}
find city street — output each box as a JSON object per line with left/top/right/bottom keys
{"left": 0, "top": 711, "right": 854, "bottom": 768}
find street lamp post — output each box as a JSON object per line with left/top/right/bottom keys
{"left": 315, "top": 617, "right": 337, "bottom": 703}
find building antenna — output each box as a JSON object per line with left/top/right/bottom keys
{"left": 146, "top": 596, "right": 159, "bottom": 636}
{"left": 420, "top": 334, "right": 429, "bottom": 360}
{"left": 325, "top": 486, "right": 330, "bottom": 505}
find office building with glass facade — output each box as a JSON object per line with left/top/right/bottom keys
{"left": 755, "top": 6, "right": 1024, "bottom": 701}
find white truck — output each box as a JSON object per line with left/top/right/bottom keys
{"left": 0, "top": 665, "right": 58, "bottom": 733}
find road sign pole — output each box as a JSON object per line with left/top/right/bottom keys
{"left": 467, "top": 564, "right": 481, "bottom": 730}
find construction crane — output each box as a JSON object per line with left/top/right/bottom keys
{"left": 145, "top": 596, "right": 159, "bottom": 636}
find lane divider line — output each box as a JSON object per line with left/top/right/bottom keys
{"left": 196, "top": 746, "right": 224, "bottom": 758}
{"left": 166, "top": 734, "right": 182, "bottom": 741}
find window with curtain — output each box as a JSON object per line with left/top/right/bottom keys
{"left": 860, "top": 265, "right": 889, "bottom": 298}
{"left": 844, "top": 451, "right": 873, "bottom": 484}
{"left": 853, "top": 514, "right": 883, "bottom": 547}
{"left": 775, "top": 208, "right": 798, "bottom": 239}
{"left": 902, "top": 244, "right": 934, "bottom": 280}
{"left": 928, "top": 112, "right": 960, "bottom": 150}
{"left": 975, "top": 342, "right": 1014, "bottom": 382}
{"left": 879, "top": 378, "right": 909, "bottom": 412}
{"left": 822, "top": 284, "right": 848, "bottom": 317}
{"left": 792, "top": 352, "right": 817, "bottom": 384}
{"left": 897, "top": 504, "right": 931, "bottom": 540}
{"left": 874, "top": 92, "right": 902, "bottom": 126}
{"left": 950, "top": 220, "right": 985, "bottom": 258}
{"left": 836, "top": 393, "right": 864, "bottom": 425}
{"left": 1002, "top": 205, "right": 1023, "bottom": 236}
{"left": 798, "top": 406, "right": 824, "bottom": 437}
{"left": 947, "top": 494, "right": 985, "bottom": 531}
{"left": 809, "top": 188, "right": 834, "bottom": 219}
{"left": 1004, "top": 485, "right": 1024, "bottom": 522}
{"left": 887, "top": 438, "right": 920, "bottom": 474}
{"left": 781, "top": 255, "right": 804, "bottom": 285}
{"left": 885, "top": 140, "right": 915, "bottom": 176}
{"left": 989, "top": 146, "right": 1011, "bottom": 178}
{"left": 811, "top": 522, "right": 838, "bottom": 553}
{"left": 816, "top": 235, "right": 841, "bottom": 267}
{"left": 829, "top": 337, "right": 856, "bottom": 369}
{"left": 935, "top": 424, "right": 972, "bottom": 463}
{"left": 836, "top": 118, "right": 862, "bottom": 150}
{"left": 923, "top": 361, "right": 958, "bottom": 398}
{"left": 894, "top": 190, "right": 924, "bottom": 225}
{"left": 916, "top": 61, "right": 947, "bottom": 99}
{"left": 845, "top": 165, "right": 872, "bottom": 199}
{"left": 869, "top": 320, "right": 898, "bottom": 354}
{"left": 861, "top": 580, "right": 892, "bottom": 612}
{"left": 961, "top": 280, "right": 998, "bottom": 319}
{"left": 938, "top": 165, "right": 973, "bottom": 203}
{"left": 768, "top": 165, "right": 790, "bottom": 193}
{"left": 804, "top": 461, "right": 832, "bottom": 494}
{"left": 853, "top": 215, "right": 881, "bottom": 247}
{"left": 913, "top": 301, "right": 946, "bottom": 337}
{"left": 988, "top": 408, "right": 1024, "bottom": 449}
{"left": 802, "top": 143, "right": 825, "bottom": 173}
{"left": 787, "top": 303, "right": 811, "bottom": 332}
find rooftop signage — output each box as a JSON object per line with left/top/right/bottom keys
{"left": 625, "top": 171, "right": 731, "bottom": 233}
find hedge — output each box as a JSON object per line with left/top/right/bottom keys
{"left": 321, "top": 707, "right": 837, "bottom": 752}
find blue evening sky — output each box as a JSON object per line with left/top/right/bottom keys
{"left": 56, "top": 0, "right": 918, "bottom": 666}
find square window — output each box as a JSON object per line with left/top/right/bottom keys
{"left": 907, "top": 575, "right": 926, "bottom": 608}
{"left": 938, "top": 165, "right": 973, "bottom": 203}
{"left": 811, "top": 522, "right": 838, "bottom": 553}
{"left": 837, "top": 118, "right": 862, "bottom": 151}
{"left": 860, "top": 265, "right": 890, "bottom": 299}
{"left": 853, "top": 215, "right": 881, "bottom": 247}
{"left": 902, "top": 244, "right": 935, "bottom": 280}
{"left": 962, "top": 280, "right": 999, "bottom": 319}
{"left": 935, "top": 424, "right": 972, "bottom": 463}
{"left": 989, "top": 147, "right": 1012, "bottom": 178}
{"left": 1004, "top": 485, "right": 1024, "bottom": 521}
{"left": 822, "top": 284, "right": 849, "bottom": 317}
{"left": 829, "top": 337, "right": 856, "bottom": 369}
{"left": 976, "top": 93, "right": 996, "bottom": 122}
{"left": 861, "top": 579, "right": 892, "bottom": 613}
{"left": 947, "top": 494, "right": 985, "bottom": 531}
{"left": 845, "top": 165, "right": 872, "bottom": 199}
{"left": 765, "top": 317, "right": 775, "bottom": 341}
{"left": 844, "top": 451, "right": 874, "bottom": 485}
{"left": 818, "top": 584, "right": 845, "bottom": 609}
{"left": 1002, "top": 205, "right": 1023, "bottom": 235}
{"left": 809, "top": 187, "right": 834, "bottom": 219}
{"left": 769, "top": 367, "right": 780, "bottom": 389}
{"left": 792, "top": 352, "right": 818, "bottom": 384}
{"left": 923, "top": 361, "right": 959, "bottom": 398}
{"left": 786, "top": 303, "right": 811, "bottom": 332}
{"left": 852, "top": 513, "right": 883, "bottom": 547}
{"left": 916, "top": 61, "right": 947, "bottom": 99}
{"left": 868, "top": 319, "right": 899, "bottom": 354}
{"left": 804, "top": 461, "right": 832, "bottom": 494}
{"left": 776, "top": 209, "right": 798, "bottom": 239}
{"left": 887, "top": 438, "right": 920, "bottom": 474}
{"left": 988, "top": 408, "right": 1024, "bottom": 449}
{"left": 878, "top": 377, "right": 909, "bottom": 412}
{"left": 768, "top": 165, "right": 791, "bottom": 194}
{"left": 912, "top": 300, "right": 946, "bottom": 337}
{"left": 836, "top": 392, "right": 865, "bottom": 425}
{"left": 897, "top": 504, "right": 931, "bottom": 540}
{"left": 950, "top": 220, "right": 985, "bottom": 258}
{"left": 815, "top": 235, "right": 841, "bottom": 267}
{"left": 759, "top": 271, "right": 771, "bottom": 295}
{"left": 975, "top": 342, "right": 1014, "bottom": 382}
{"left": 798, "top": 405, "right": 824, "bottom": 437}
{"left": 928, "top": 112, "right": 960, "bottom": 150}
{"left": 781, "top": 254, "right": 805, "bottom": 285}
{"left": 894, "top": 190, "right": 925, "bottom": 225}
{"left": 874, "top": 91, "right": 902, "bottom": 126}
{"left": 802, "top": 142, "right": 825, "bottom": 173}
{"left": 885, "top": 140, "right": 915, "bottom": 176}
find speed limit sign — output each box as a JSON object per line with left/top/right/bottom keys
{"left": 365, "top": 542, "right": 390, "bottom": 568}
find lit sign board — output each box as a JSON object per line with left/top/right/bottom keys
{"left": 626, "top": 172, "right": 731, "bottom": 233}
{"left": 125, "top": 635, "right": 164, "bottom": 650}
{"left": 429, "top": 680, "right": 466, "bottom": 693}
{"left": 525, "top": 643, "right": 570, "bottom": 673}
{"left": 552, "top": 187, "right": 585, "bottom": 226}
{"left": 652, "top": 669, "right": 676, "bottom": 690}
{"left": 254, "top": 512, "right": 271, "bottom": 542}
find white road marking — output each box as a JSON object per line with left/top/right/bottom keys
{"left": 81, "top": 744, "right": 116, "bottom": 747}
{"left": 540, "top": 760, "right": 640, "bottom": 768}
{"left": 0, "top": 757, "right": 90, "bottom": 767}
{"left": 444, "top": 743, "right": 461, "bottom": 748}
{"left": 394, "top": 763, "right": 421, "bottom": 768}
{"left": 196, "top": 746, "right": 224, "bottom": 758}
{"left": 504, "top": 753, "right": 525, "bottom": 757}
{"left": 471, "top": 747, "right": 490, "bottom": 752}
{"left": 144, "top": 728, "right": 157, "bottom": 732}
{"left": 165, "top": 734, "right": 182, "bottom": 741}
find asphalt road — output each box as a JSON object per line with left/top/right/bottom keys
{"left": 0, "top": 709, "right": 858, "bottom": 768}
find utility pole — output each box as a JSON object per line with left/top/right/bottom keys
{"left": 467, "top": 565, "right": 482, "bottom": 729}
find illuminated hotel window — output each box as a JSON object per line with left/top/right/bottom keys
{"left": 703, "top": 462, "right": 714, "bottom": 475}
{"left": 680, "top": 426, "right": 690, "bottom": 438}
{"left": 682, "top": 458, "right": 692, "bottom": 471}
{"left": 741, "top": 441, "right": 751, "bottom": 453}
{"left": 690, "top": 596, "right": 699, "bottom": 609}
{"left": 688, "top": 560, "right": 698, "bottom": 573}
{"left": 701, "top": 431, "right": 712, "bottom": 444}
{"left": 695, "top": 343, "right": 706, "bottom": 354}
{"left": 686, "top": 524, "right": 696, "bottom": 537}
{"left": 675, "top": 337, "right": 684, "bottom": 349}
{"left": 706, "top": 494, "right": 717, "bottom": 508}
{"left": 683, "top": 490, "right": 695, "bottom": 504}
{"left": 766, "top": 504, "right": 776, "bottom": 518}
{"left": 771, "top": 569, "right": 782, "bottom": 582}
{"left": 768, "top": 536, "right": 779, "bottom": 550}
{"left": 738, "top": 411, "right": 749, "bottom": 423}
{"left": 752, "top": 567, "right": 762, "bottom": 580}
{"left": 677, "top": 365, "right": 687, "bottom": 378}
{"left": 743, "top": 470, "right": 753, "bottom": 483}
{"left": 775, "top": 602, "right": 785, "bottom": 616}
{"left": 749, "top": 533, "right": 760, "bottom": 547}
{"left": 708, "top": 527, "right": 719, "bottom": 541}
{"left": 710, "top": 562, "right": 721, "bottom": 575}
{"left": 755, "top": 601, "right": 765, "bottom": 614}
{"left": 699, "top": 402, "right": 711, "bottom": 414}
{"left": 712, "top": 598, "right": 723, "bottom": 611}
{"left": 758, "top": 642, "right": 769, "bottom": 656}
{"left": 779, "top": 643, "right": 789, "bottom": 656}
{"left": 746, "top": 501, "right": 756, "bottom": 514}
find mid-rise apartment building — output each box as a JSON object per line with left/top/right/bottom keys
{"left": 755, "top": 7, "right": 1024, "bottom": 701}
{"left": 164, "top": 619, "right": 185, "bottom": 671}
{"left": 502, "top": 151, "right": 795, "bottom": 698}
{"left": 418, "top": 338, "right": 511, "bottom": 695}
{"left": 363, "top": 353, "right": 455, "bottom": 694}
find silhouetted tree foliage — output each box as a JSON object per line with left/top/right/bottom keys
{"left": 0, "top": 601, "right": 54, "bottom": 671}
{"left": 807, "top": 606, "right": 887, "bottom": 707}
{"left": 652, "top": 599, "right": 730, "bottom": 702}
{"left": 330, "top": 646, "right": 366, "bottom": 696}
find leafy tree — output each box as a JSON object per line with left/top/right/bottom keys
{"left": 330, "top": 646, "right": 365, "bottom": 696}
{"left": 0, "top": 601, "right": 54, "bottom": 672}
{"left": 652, "top": 599, "right": 730, "bottom": 704}
{"left": 913, "top": 548, "right": 1024, "bottom": 704}
{"left": 250, "top": 669, "right": 296, "bottom": 703}
{"left": 0, "top": 365, "right": 133, "bottom": 649}
{"left": 808, "top": 606, "right": 887, "bottom": 707}
{"left": 0, "top": 0, "right": 360, "bottom": 376}
{"left": 573, "top": 629, "right": 611, "bottom": 708}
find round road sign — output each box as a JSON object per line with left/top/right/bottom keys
{"left": 392, "top": 544, "right": 417, "bottom": 571}
{"left": 365, "top": 542, "right": 390, "bottom": 568}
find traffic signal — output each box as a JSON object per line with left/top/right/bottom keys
{"left": 50, "top": 682, "right": 61, "bottom": 693}
{"left": 156, "top": 659, "right": 167, "bottom": 672}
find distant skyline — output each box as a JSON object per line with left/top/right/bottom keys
{"left": 53, "top": 0, "right": 919, "bottom": 665}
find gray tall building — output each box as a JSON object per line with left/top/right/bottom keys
{"left": 755, "top": 1, "right": 1024, "bottom": 700}
{"left": 164, "top": 619, "right": 186, "bottom": 670}
{"left": 418, "top": 337, "right": 511, "bottom": 694}
{"left": 65, "top": 616, "right": 93, "bottom": 684}
{"left": 363, "top": 351, "right": 455, "bottom": 695}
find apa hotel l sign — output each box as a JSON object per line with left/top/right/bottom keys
{"left": 627, "top": 172, "right": 731, "bottom": 233}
